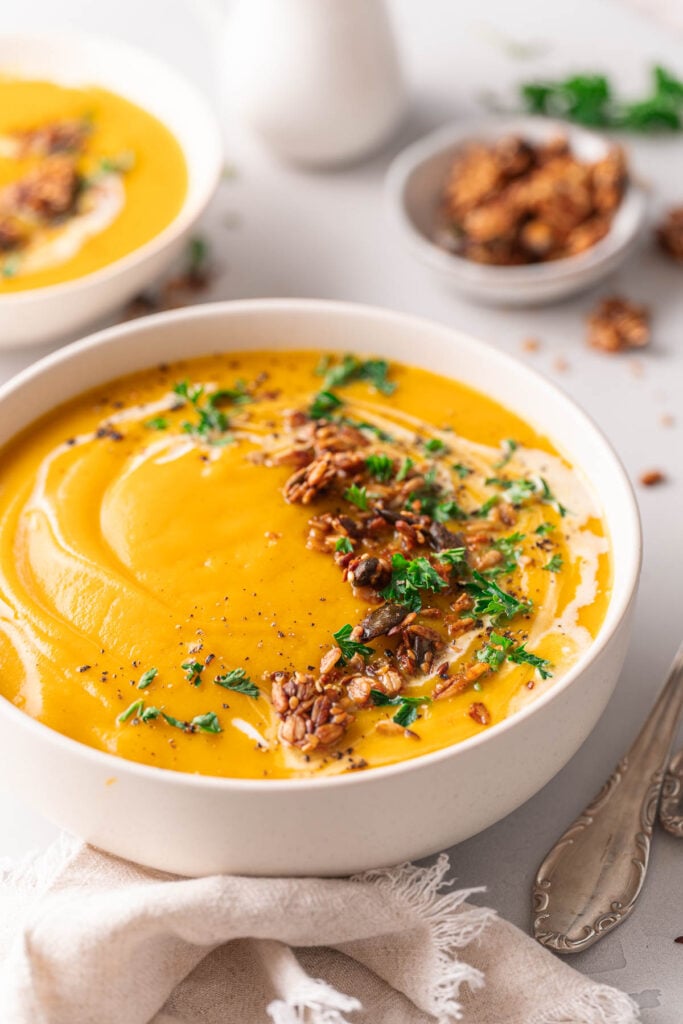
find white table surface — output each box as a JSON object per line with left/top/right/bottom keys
{"left": 1, "top": 0, "right": 682, "bottom": 1018}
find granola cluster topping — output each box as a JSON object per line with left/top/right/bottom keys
{"left": 436, "top": 134, "right": 626, "bottom": 266}
{"left": 256, "top": 376, "right": 561, "bottom": 754}
{"left": 657, "top": 206, "right": 683, "bottom": 262}
{"left": 586, "top": 296, "right": 650, "bottom": 353}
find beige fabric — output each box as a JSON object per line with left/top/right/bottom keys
{"left": 0, "top": 836, "right": 639, "bottom": 1024}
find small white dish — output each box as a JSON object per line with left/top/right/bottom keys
{"left": 0, "top": 32, "right": 223, "bottom": 349}
{"left": 386, "top": 116, "right": 648, "bottom": 307}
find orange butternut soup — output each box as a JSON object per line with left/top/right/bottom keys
{"left": 0, "top": 352, "right": 611, "bottom": 778}
{"left": 0, "top": 78, "right": 187, "bottom": 290}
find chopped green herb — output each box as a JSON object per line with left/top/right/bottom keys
{"left": 320, "top": 355, "right": 397, "bottom": 395}
{"left": 520, "top": 65, "right": 683, "bottom": 132}
{"left": 344, "top": 483, "right": 369, "bottom": 510}
{"left": 309, "top": 390, "right": 343, "bottom": 419}
{"left": 435, "top": 547, "right": 467, "bottom": 567}
{"left": 335, "top": 536, "right": 354, "bottom": 554}
{"left": 370, "top": 688, "right": 432, "bottom": 728}
{"left": 2, "top": 257, "right": 19, "bottom": 278}
{"left": 314, "top": 354, "right": 331, "bottom": 377}
{"left": 494, "top": 438, "right": 519, "bottom": 469}
{"left": 332, "top": 624, "right": 374, "bottom": 665}
{"left": 381, "top": 553, "right": 447, "bottom": 612}
{"left": 209, "top": 381, "right": 252, "bottom": 407}
{"left": 396, "top": 457, "right": 414, "bottom": 482}
{"left": 452, "top": 462, "right": 472, "bottom": 479}
{"left": 117, "top": 699, "right": 144, "bottom": 724}
{"left": 476, "top": 632, "right": 553, "bottom": 679}
{"left": 140, "top": 706, "right": 223, "bottom": 733}
{"left": 424, "top": 438, "right": 448, "bottom": 455}
{"left": 365, "top": 453, "right": 394, "bottom": 482}
{"left": 191, "top": 711, "right": 222, "bottom": 734}
{"left": 145, "top": 416, "right": 169, "bottom": 431}
{"left": 508, "top": 642, "right": 553, "bottom": 679}
{"left": 535, "top": 477, "right": 568, "bottom": 517}
{"left": 543, "top": 553, "right": 564, "bottom": 573}
{"left": 465, "top": 571, "right": 531, "bottom": 622}
{"left": 214, "top": 668, "right": 260, "bottom": 698}
{"left": 188, "top": 236, "right": 209, "bottom": 278}
{"left": 182, "top": 660, "right": 204, "bottom": 685}
{"left": 488, "top": 532, "right": 526, "bottom": 576}
{"left": 137, "top": 667, "right": 158, "bottom": 690}
{"left": 173, "top": 379, "right": 232, "bottom": 443}
{"left": 475, "top": 494, "right": 500, "bottom": 517}
{"left": 534, "top": 522, "right": 556, "bottom": 536}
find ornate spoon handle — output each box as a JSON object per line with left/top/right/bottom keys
{"left": 532, "top": 641, "right": 683, "bottom": 954}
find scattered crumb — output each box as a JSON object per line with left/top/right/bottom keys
{"left": 639, "top": 469, "right": 666, "bottom": 487}
{"left": 587, "top": 296, "right": 650, "bottom": 353}
{"left": 521, "top": 336, "right": 541, "bottom": 353}
{"left": 104, "top": 777, "right": 117, "bottom": 787}
{"left": 675, "top": 936, "right": 683, "bottom": 944}
{"left": 552, "top": 355, "right": 569, "bottom": 373}
{"left": 661, "top": 413, "right": 675, "bottom": 428}
{"left": 657, "top": 206, "right": 683, "bottom": 261}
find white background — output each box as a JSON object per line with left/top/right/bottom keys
{"left": 1, "top": 0, "right": 682, "bottom": 1019}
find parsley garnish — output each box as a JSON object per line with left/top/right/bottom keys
{"left": 424, "top": 438, "right": 448, "bottom": 455}
{"left": 475, "top": 494, "right": 500, "bottom": 517}
{"left": 381, "top": 553, "right": 447, "bottom": 612}
{"left": 543, "top": 554, "right": 564, "bottom": 573}
{"left": 520, "top": 66, "right": 683, "bottom": 132}
{"left": 117, "top": 699, "right": 144, "bottom": 724}
{"left": 407, "top": 472, "right": 467, "bottom": 521}
{"left": 535, "top": 522, "right": 556, "bottom": 536}
{"left": 173, "top": 380, "right": 233, "bottom": 443}
{"left": 494, "top": 438, "right": 518, "bottom": 469}
{"left": 309, "top": 390, "right": 343, "bottom": 419}
{"left": 344, "top": 483, "right": 370, "bottom": 510}
{"left": 145, "top": 416, "right": 168, "bottom": 431}
{"left": 452, "top": 462, "right": 471, "bottom": 478}
{"left": 321, "top": 355, "right": 396, "bottom": 395}
{"left": 484, "top": 475, "right": 567, "bottom": 516}
{"left": 365, "top": 453, "right": 394, "bottom": 482}
{"left": 396, "top": 457, "right": 414, "bottom": 482}
{"left": 141, "top": 707, "right": 223, "bottom": 733}
{"left": 214, "top": 668, "right": 260, "bottom": 698}
{"left": 137, "top": 667, "right": 158, "bottom": 690}
{"left": 332, "top": 624, "right": 374, "bottom": 665}
{"left": 476, "top": 632, "right": 552, "bottom": 679}
{"left": 335, "top": 536, "right": 354, "bottom": 554}
{"left": 182, "top": 660, "right": 204, "bottom": 685}
{"left": 435, "top": 547, "right": 467, "bottom": 567}
{"left": 489, "top": 532, "right": 525, "bottom": 575}
{"left": 465, "top": 571, "right": 531, "bottom": 622}
{"left": 370, "top": 688, "right": 432, "bottom": 728}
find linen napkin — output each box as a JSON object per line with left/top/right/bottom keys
{"left": 0, "top": 836, "right": 639, "bottom": 1024}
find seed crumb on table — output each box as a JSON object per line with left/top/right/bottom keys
{"left": 586, "top": 295, "right": 650, "bottom": 353}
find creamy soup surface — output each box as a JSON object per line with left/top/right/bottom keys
{"left": 0, "top": 77, "right": 187, "bottom": 290}
{"left": 0, "top": 351, "right": 611, "bottom": 778}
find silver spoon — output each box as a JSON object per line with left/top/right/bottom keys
{"left": 660, "top": 747, "right": 683, "bottom": 837}
{"left": 532, "top": 640, "right": 683, "bottom": 953}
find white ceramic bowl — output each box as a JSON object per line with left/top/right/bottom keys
{"left": 0, "top": 32, "right": 223, "bottom": 349}
{"left": 0, "top": 300, "right": 641, "bottom": 876}
{"left": 386, "top": 116, "right": 648, "bottom": 306}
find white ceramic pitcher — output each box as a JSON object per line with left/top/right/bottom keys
{"left": 197, "top": 0, "right": 406, "bottom": 167}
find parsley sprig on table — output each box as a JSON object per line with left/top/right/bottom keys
{"left": 520, "top": 65, "right": 683, "bottom": 131}
{"left": 476, "top": 632, "right": 553, "bottom": 680}
{"left": 370, "top": 689, "right": 432, "bottom": 728}
{"left": 381, "top": 554, "right": 448, "bottom": 612}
